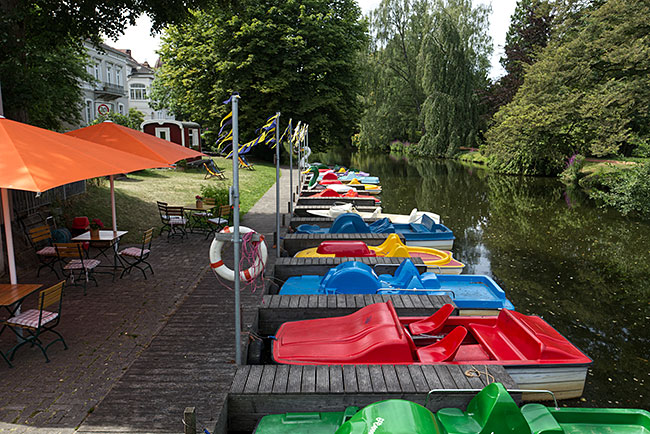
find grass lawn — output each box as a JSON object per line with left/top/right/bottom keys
{"left": 62, "top": 157, "right": 277, "bottom": 243}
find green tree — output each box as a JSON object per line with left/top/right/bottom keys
{"left": 418, "top": 0, "right": 492, "bottom": 156}
{"left": 91, "top": 108, "right": 145, "bottom": 130}
{"left": 484, "top": 0, "right": 650, "bottom": 175}
{"left": 358, "top": 0, "right": 491, "bottom": 154}
{"left": 483, "top": 0, "right": 552, "bottom": 116}
{"left": 0, "top": 0, "right": 210, "bottom": 127}
{"left": 152, "top": 0, "right": 367, "bottom": 151}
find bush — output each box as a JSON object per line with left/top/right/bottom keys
{"left": 200, "top": 184, "right": 229, "bottom": 206}
{"left": 588, "top": 163, "right": 650, "bottom": 217}
{"left": 559, "top": 154, "right": 586, "bottom": 184}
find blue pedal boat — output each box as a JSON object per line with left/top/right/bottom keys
{"left": 280, "top": 259, "right": 515, "bottom": 312}
{"left": 296, "top": 213, "right": 455, "bottom": 250}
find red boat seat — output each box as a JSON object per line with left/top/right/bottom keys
{"left": 469, "top": 323, "right": 525, "bottom": 361}
{"left": 417, "top": 326, "right": 467, "bottom": 363}
{"left": 408, "top": 304, "right": 455, "bottom": 335}
{"left": 322, "top": 172, "right": 338, "bottom": 181}
{"left": 320, "top": 179, "right": 342, "bottom": 185}
{"left": 316, "top": 241, "right": 376, "bottom": 257}
{"left": 273, "top": 301, "right": 414, "bottom": 364}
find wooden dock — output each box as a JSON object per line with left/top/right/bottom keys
{"left": 296, "top": 195, "right": 377, "bottom": 207}
{"left": 290, "top": 215, "right": 381, "bottom": 228}
{"left": 227, "top": 364, "right": 517, "bottom": 432}
{"left": 293, "top": 204, "right": 378, "bottom": 217}
{"left": 283, "top": 232, "right": 403, "bottom": 256}
{"left": 257, "top": 293, "right": 453, "bottom": 334}
{"left": 272, "top": 256, "right": 427, "bottom": 282}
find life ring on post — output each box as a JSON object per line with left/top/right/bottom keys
{"left": 209, "top": 226, "right": 268, "bottom": 282}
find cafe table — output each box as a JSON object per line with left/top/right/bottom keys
{"left": 71, "top": 230, "right": 128, "bottom": 273}
{"left": 183, "top": 203, "right": 215, "bottom": 233}
{"left": 0, "top": 283, "right": 43, "bottom": 366}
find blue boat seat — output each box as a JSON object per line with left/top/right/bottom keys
{"left": 319, "top": 261, "right": 381, "bottom": 294}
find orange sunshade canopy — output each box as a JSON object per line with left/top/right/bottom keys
{"left": 0, "top": 117, "right": 170, "bottom": 193}
{"left": 65, "top": 121, "right": 204, "bottom": 165}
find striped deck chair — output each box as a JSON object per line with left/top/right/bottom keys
{"left": 239, "top": 155, "right": 255, "bottom": 170}
{"left": 203, "top": 159, "right": 226, "bottom": 180}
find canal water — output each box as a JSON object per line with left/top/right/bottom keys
{"left": 316, "top": 151, "right": 649, "bottom": 408}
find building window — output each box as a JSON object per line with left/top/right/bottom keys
{"left": 188, "top": 129, "right": 199, "bottom": 149}
{"left": 130, "top": 83, "right": 147, "bottom": 100}
{"left": 93, "top": 60, "right": 101, "bottom": 81}
{"left": 155, "top": 127, "right": 170, "bottom": 141}
{"left": 118, "top": 103, "right": 125, "bottom": 115}
{"left": 106, "top": 63, "right": 113, "bottom": 84}
{"left": 115, "top": 66, "right": 122, "bottom": 86}
{"left": 85, "top": 100, "right": 94, "bottom": 123}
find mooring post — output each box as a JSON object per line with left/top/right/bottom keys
{"left": 288, "top": 119, "right": 293, "bottom": 214}
{"left": 275, "top": 112, "right": 281, "bottom": 258}
{"left": 183, "top": 407, "right": 196, "bottom": 434}
{"left": 231, "top": 93, "right": 242, "bottom": 365}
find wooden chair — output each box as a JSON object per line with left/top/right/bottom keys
{"left": 118, "top": 228, "right": 154, "bottom": 279}
{"left": 3, "top": 281, "right": 67, "bottom": 364}
{"left": 203, "top": 160, "right": 226, "bottom": 180}
{"left": 206, "top": 205, "right": 233, "bottom": 239}
{"left": 55, "top": 243, "right": 100, "bottom": 295}
{"left": 27, "top": 225, "right": 60, "bottom": 278}
{"left": 157, "top": 201, "right": 187, "bottom": 240}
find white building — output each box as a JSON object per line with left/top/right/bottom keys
{"left": 81, "top": 41, "right": 129, "bottom": 125}
{"left": 122, "top": 50, "right": 174, "bottom": 121}
{"left": 80, "top": 41, "right": 173, "bottom": 126}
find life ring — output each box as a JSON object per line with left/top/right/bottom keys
{"left": 209, "top": 226, "right": 267, "bottom": 282}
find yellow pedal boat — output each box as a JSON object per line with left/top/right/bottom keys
{"left": 294, "top": 234, "right": 465, "bottom": 274}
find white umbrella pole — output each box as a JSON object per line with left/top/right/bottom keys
{"left": 110, "top": 175, "right": 117, "bottom": 230}
{"left": 1, "top": 188, "right": 17, "bottom": 284}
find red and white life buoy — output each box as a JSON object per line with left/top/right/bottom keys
{"left": 209, "top": 226, "right": 267, "bottom": 282}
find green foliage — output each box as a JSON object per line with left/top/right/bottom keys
{"left": 200, "top": 184, "right": 230, "bottom": 207}
{"left": 0, "top": 1, "right": 207, "bottom": 128}
{"left": 358, "top": 0, "right": 491, "bottom": 155}
{"left": 483, "top": 0, "right": 552, "bottom": 116}
{"left": 0, "top": 39, "right": 91, "bottom": 129}
{"left": 485, "top": 0, "right": 650, "bottom": 175}
{"left": 152, "top": 0, "right": 368, "bottom": 152}
{"left": 559, "top": 153, "right": 585, "bottom": 184}
{"left": 588, "top": 163, "right": 650, "bottom": 217}
{"left": 91, "top": 108, "right": 145, "bottom": 130}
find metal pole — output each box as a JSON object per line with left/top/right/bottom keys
{"left": 288, "top": 119, "right": 293, "bottom": 214}
{"left": 232, "top": 94, "right": 242, "bottom": 365}
{"left": 297, "top": 128, "right": 302, "bottom": 187}
{"left": 109, "top": 175, "right": 117, "bottom": 230}
{"left": 1, "top": 188, "right": 17, "bottom": 284}
{"left": 275, "top": 112, "right": 281, "bottom": 258}
{"left": 305, "top": 125, "right": 309, "bottom": 167}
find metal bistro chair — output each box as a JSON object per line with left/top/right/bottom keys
{"left": 27, "top": 225, "right": 61, "bottom": 278}
{"left": 157, "top": 201, "right": 188, "bottom": 240}
{"left": 3, "top": 281, "right": 67, "bottom": 364}
{"left": 205, "top": 205, "right": 233, "bottom": 240}
{"left": 190, "top": 197, "right": 216, "bottom": 233}
{"left": 118, "top": 228, "right": 154, "bottom": 279}
{"left": 55, "top": 243, "right": 100, "bottom": 295}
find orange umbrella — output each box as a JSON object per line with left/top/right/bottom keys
{"left": 65, "top": 121, "right": 204, "bottom": 165}
{"left": 0, "top": 116, "right": 169, "bottom": 285}
{"left": 66, "top": 121, "right": 205, "bottom": 231}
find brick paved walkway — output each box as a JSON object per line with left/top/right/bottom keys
{"left": 0, "top": 168, "right": 295, "bottom": 433}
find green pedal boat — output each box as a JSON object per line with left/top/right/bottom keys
{"left": 253, "top": 383, "right": 649, "bottom": 434}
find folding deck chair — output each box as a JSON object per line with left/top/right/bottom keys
{"left": 203, "top": 159, "right": 226, "bottom": 179}
{"left": 239, "top": 155, "right": 255, "bottom": 170}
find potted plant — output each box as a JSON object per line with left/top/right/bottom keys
{"left": 89, "top": 221, "right": 101, "bottom": 239}
{"left": 195, "top": 195, "right": 204, "bottom": 208}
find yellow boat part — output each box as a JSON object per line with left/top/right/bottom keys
{"left": 295, "top": 234, "right": 464, "bottom": 272}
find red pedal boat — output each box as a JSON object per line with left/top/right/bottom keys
{"left": 307, "top": 188, "right": 380, "bottom": 203}
{"left": 272, "top": 301, "right": 592, "bottom": 400}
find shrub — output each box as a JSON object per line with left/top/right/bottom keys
{"left": 200, "top": 184, "right": 229, "bottom": 206}
{"left": 559, "top": 154, "right": 585, "bottom": 184}
{"left": 588, "top": 163, "right": 650, "bottom": 217}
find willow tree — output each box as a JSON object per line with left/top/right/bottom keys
{"left": 417, "top": 0, "right": 492, "bottom": 156}
{"left": 359, "top": 0, "right": 491, "bottom": 154}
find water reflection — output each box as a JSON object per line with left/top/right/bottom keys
{"left": 332, "top": 153, "right": 649, "bottom": 408}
